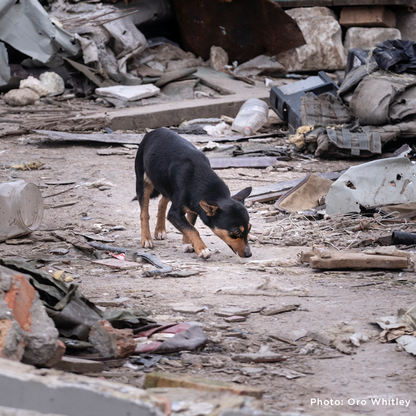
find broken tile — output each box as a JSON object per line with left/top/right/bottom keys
{"left": 214, "top": 307, "right": 251, "bottom": 317}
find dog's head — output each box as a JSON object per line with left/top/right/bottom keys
{"left": 200, "top": 187, "right": 252, "bottom": 257}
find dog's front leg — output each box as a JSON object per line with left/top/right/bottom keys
{"left": 168, "top": 207, "right": 210, "bottom": 259}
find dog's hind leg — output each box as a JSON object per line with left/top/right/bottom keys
{"left": 182, "top": 211, "right": 197, "bottom": 253}
{"left": 154, "top": 196, "right": 169, "bottom": 240}
{"left": 139, "top": 175, "right": 154, "bottom": 248}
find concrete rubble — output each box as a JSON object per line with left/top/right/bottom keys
{"left": 1, "top": 1, "right": 416, "bottom": 415}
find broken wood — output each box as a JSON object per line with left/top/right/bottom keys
{"left": 307, "top": 250, "right": 409, "bottom": 270}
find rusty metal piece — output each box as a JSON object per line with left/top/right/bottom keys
{"left": 171, "top": 0, "right": 305, "bottom": 63}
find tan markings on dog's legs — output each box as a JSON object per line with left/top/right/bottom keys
{"left": 182, "top": 211, "right": 197, "bottom": 247}
{"left": 182, "top": 228, "right": 210, "bottom": 259}
{"left": 140, "top": 180, "right": 154, "bottom": 248}
{"left": 154, "top": 196, "right": 169, "bottom": 240}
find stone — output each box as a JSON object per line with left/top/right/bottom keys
{"left": 224, "top": 316, "right": 247, "bottom": 323}
{"left": 0, "top": 266, "right": 61, "bottom": 367}
{"left": 95, "top": 85, "right": 160, "bottom": 102}
{"left": 143, "top": 371, "right": 264, "bottom": 398}
{"left": 232, "top": 345, "right": 286, "bottom": 363}
{"left": 340, "top": 6, "right": 396, "bottom": 28}
{"left": 276, "top": 7, "right": 346, "bottom": 72}
{"left": 53, "top": 356, "right": 105, "bottom": 374}
{"left": 3, "top": 89, "right": 40, "bottom": 106}
{"left": 42, "top": 340, "right": 66, "bottom": 368}
{"left": 210, "top": 46, "right": 229, "bottom": 71}
{"left": 93, "top": 297, "right": 131, "bottom": 307}
{"left": 240, "top": 367, "right": 264, "bottom": 376}
{"left": 344, "top": 27, "right": 401, "bottom": 51}
{"left": 214, "top": 307, "right": 250, "bottom": 317}
{"left": 396, "top": 11, "right": 416, "bottom": 43}
{"left": 172, "top": 305, "right": 205, "bottom": 314}
{"left": 161, "top": 80, "right": 198, "bottom": 100}
{"left": 39, "top": 72, "right": 65, "bottom": 96}
{"left": 89, "top": 320, "right": 136, "bottom": 358}
{"left": 0, "top": 319, "right": 25, "bottom": 361}
{"left": 20, "top": 76, "right": 49, "bottom": 97}
{"left": 233, "top": 55, "right": 286, "bottom": 78}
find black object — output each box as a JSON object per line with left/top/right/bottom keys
{"left": 373, "top": 39, "right": 416, "bottom": 74}
{"left": 269, "top": 71, "right": 338, "bottom": 130}
{"left": 345, "top": 48, "right": 372, "bottom": 76}
{"left": 392, "top": 230, "right": 416, "bottom": 245}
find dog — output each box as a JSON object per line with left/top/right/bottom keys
{"left": 135, "top": 128, "right": 252, "bottom": 259}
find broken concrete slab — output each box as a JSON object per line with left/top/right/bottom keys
{"left": 344, "top": 27, "right": 401, "bottom": 50}
{"left": 53, "top": 356, "right": 105, "bottom": 374}
{"left": 172, "top": 305, "right": 205, "bottom": 314}
{"left": 214, "top": 307, "right": 250, "bottom": 317}
{"left": 277, "top": 7, "right": 346, "bottom": 72}
{"left": 95, "top": 85, "right": 160, "bottom": 102}
{"left": 0, "top": 358, "right": 165, "bottom": 416}
{"left": 326, "top": 157, "right": 416, "bottom": 215}
{"left": 91, "top": 258, "right": 142, "bottom": 270}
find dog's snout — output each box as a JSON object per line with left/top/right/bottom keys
{"left": 243, "top": 246, "right": 252, "bottom": 258}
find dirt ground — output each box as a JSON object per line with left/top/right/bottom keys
{"left": 1, "top": 121, "right": 415, "bottom": 416}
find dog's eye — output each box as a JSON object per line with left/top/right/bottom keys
{"left": 230, "top": 231, "right": 241, "bottom": 239}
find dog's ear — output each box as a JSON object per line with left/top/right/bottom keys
{"left": 232, "top": 187, "right": 252, "bottom": 203}
{"left": 200, "top": 200, "right": 219, "bottom": 216}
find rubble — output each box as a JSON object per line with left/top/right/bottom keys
{"left": 344, "top": 27, "right": 401, "bottom": 50}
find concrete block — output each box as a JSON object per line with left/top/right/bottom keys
{"left": 0, "top": 406, "right": 64, "bottom": 416}
{"left": 53, "top": 356, "right": 105, "bottom": 374}
{"left": 276, "top": 7, "right": 346, "bottom": 71}
{"left": 344, "top": 27, "right": 401, "bottom": 51}
{"left": 143, "top": 371, "right": 264, "bottom": 399}
{"left": 89, "top": 320, "right": 136, "bottom": 358}
{"left": 340, "top": 6, "right": 396, "bottom": 28}
{"left": 396, "top": 11, "right": 416, "bottom": 43}
{"left": 0, "top": 358, "right": 164, "bottom": 416}
{"left": 0, "top": 319, "right": 25, "bottom": 361}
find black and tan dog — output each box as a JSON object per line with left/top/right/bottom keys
{"left": 135, "top": 128, "right": 252, "bottom": 259}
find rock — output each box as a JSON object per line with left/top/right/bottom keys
{"left": 214, "top": 307, "right": 250, "bottom": 317}
{"left": 39, "top": 72, "right": 65, "bottom": 96}
{"left": 0, "top": 266, "right": 62, "bottom": 366}
{"left": 240, "top": 367, "right": 264, "bottom": 376}
{"left": 95, "top": 84, "right": 160, "bottom": 102}
{"left": 276, "top": 7, "right": 346, "bottom": 72}
{"left": 232, "top": 345, "right": 286, "bottom": 363}
{"left": 396, "top": 11, "right": 416, "bottom": 42}
{"left": 88, "top": 320, "right": 136, "bottom": 358}
{"left": 224, "top": 316, "right": 247, "bottom": 323}
{"left": 172, "top": 305, "right": 205, "bottom": 314}
{"left": 0, "top": 319, "right": 25, "bottom": 361}
{"left": 234, "top": 55, "right": 286, "bottom": 77}
{"left": 20, "top": 76, "right": 49, "bottom": 97}
{"left": 53, "top": 356, "right": 105, "bottom": 374}
{"left": 344, "top": 27, "right": 401, "bottom": 50}
{"left": 42, "top": 340, "right": 66, "bottom": 368}
{"left": 161, "top": 79, "right": 198, "bottom": 100}
{"left": 3, "top": 89, "right": 40, "bottom": 106}
{"left": 210, "top": 46, "right": 229, "bottom": 71}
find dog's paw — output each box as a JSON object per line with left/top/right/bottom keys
{"left": 183, "top": 244, "right": 195, "bottom": 253}
{"left": 154, "top": 230, "right": 167, "bottom": 240}
{"left": 198, "top": 248, "right": 211, "bottom": 259}
{"left": 141, "top": 238, "right": 154, "bottom": 249}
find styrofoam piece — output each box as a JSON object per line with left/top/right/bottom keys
{"left": 95, "top": 85, "right": 160, "bottom": 101}
{"left": 326, "top": 156, "right": 416, "bottom": 215}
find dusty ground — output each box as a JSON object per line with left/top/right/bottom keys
{"left": 1, "top": 122, "right": 415, "bottom": 416}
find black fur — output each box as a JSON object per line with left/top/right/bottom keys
{"left": 135, "top": 128, "right": 252, "bottom": 257}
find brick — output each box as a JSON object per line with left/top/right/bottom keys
{"left": 0, "top": 320, "right": 25, "bottom": 361}
{"left": 340, "top": 6, "right": 396, "bottom": 29}
{"left": 89, "top": 320, "right": 136, "bottom": 358}
{"left": 143, "top": 371, "right": 264, "bottom": 399}
{"left": 4, "top": 274, "right": 36, "bottom": 332}
{"left": 53, "top": 356, "right": 105, "bottom": 374}
{"left": 42, "top": 340, "right": 66, "bottom": 368}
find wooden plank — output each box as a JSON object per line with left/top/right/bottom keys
{"left": 309, "top": 252, "right": 408, "bottom": 270}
